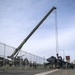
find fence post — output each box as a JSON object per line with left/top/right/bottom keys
{"left": 20, "top": 51, "right": 21, "bottom": 68}
{"left": 13, "top": 47, "right": 15, "bottom": 67}
{"left": 3, "top": 44, "right": 6, "bottom": 67}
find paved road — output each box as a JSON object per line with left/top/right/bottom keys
{"left": 0, "top": 68, "right": 75, "bottom": 75}
{"left": 0, "top": 68, "right": 52, "bottom": 75}
{"left": 48, "top": 69, "right": 75, "bottom": 75}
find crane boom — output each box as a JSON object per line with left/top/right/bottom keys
{"left": 9, "top": 6, "right": 56, "bottom": 58}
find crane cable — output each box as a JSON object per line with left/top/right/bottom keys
{"left": 55, "top": 9, "right": 59, "bottom": 58}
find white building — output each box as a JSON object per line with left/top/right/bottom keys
{"left": 72, "top": 60, "right": 75, "bottom": 64}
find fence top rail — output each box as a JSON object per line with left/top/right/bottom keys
{"left": 0, "top": 42, "right": 47, "bottom": 62}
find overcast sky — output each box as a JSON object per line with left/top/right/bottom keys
{"left": 0, "top": 0, "right": 75, "bottom": 62}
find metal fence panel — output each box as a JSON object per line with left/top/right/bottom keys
{"left": 0, "top": 42, "right": 47, "bottom": 68}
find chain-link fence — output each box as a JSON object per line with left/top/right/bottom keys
{"left": 0, "top": 42, "right": 47, "bottom": 68}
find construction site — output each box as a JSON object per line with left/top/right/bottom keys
{"left": 0, "top": 6, "right": 73, "bottom": 68}
{"left": 0, "top": 0, "right": 75, "bottom": 75}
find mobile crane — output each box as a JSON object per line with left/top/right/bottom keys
{"left": 8, "top": 6, "right": 56, "bottom": 59}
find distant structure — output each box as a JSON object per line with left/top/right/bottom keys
{"left": 72, "top": 60, "right": 75, "bottom": 64}
{"left": 66, "top": 56, "right": 70, "bottom": 63}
